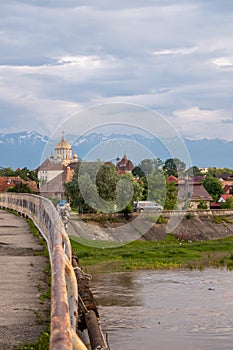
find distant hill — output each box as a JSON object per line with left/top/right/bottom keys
{"left": 0, "top": 131, "right": 233, "bottom": 170}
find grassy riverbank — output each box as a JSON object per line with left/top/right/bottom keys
{"left": 70, "top": 234, "right": 233, "bottom": 273}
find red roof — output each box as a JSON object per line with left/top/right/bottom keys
{"left": 0, "top": 176, "right": 38, "bottom": 193}
{"left": 218, "top": 194, "right": 233, "bottom": 202}
{"left": 116, "top": 155, "right": 134, "bottom": 172}
{"left": 167, "top": 175, "right": 178, "bottom": 183}
{"left": 223, "top": 185, "right": 232, "bottom": 193}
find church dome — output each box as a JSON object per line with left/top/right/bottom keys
{"left": 55, "top": 132, "right": 71, "bottom": 150}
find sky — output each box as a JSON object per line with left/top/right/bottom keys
{"left": 0, "top": 0, "right": 233, "bottom": 141}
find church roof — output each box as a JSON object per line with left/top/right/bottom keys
{"left": 37, "top": 159, "right": 65, "bottom": 171}
{"left": 116, "top": 154, "right": 134, "bottom": 172}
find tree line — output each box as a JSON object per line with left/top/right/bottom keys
{"left": 64, "top": 158, "right": 192, "bottom": 213}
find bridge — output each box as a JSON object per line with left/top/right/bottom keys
{"left": 0, "top": 193, "right": 108, "bottom": 350}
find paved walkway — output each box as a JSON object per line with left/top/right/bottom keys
{"left": 0, "top": 210, "right": 48, "bottom": 349}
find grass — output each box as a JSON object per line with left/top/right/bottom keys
{"left": 212, "top": 215, "right": 233, "bottom": 224}
{"left": 70, "top": 234, "right": 233, "bottom": 273}
{"left": 15, "top": 332, "right": 50, "bottom": 350}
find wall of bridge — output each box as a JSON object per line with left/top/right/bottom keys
{"left": 0, "top": 193, "right": 88, "bottom": 350}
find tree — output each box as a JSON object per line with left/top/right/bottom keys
{"left": 186, "top": 166, "right": 202, "bottom": 177}
{"left": 16, "top": 167, "right": 38, "bottom": 183}
{"left": 132, "top": 158, "right": 163, "bottom": 178}
{"left": 65, "top": 161, "right": 133, "bottom": 213}
{"left": 207, "top": 167, "right": 233, "bottom": 176}
{"left": 220, "top": 197, "right": 233, "bottom": 209}
{"left": 0, "top": 166, "right": 38, "bottom": 185}
{"left": 7, "top": 182, "right": 33, "bottom": 193}
{"left": 96, "top": 163, "right": 119, "bottom": 203}
{"left": 147, "top": 170, "right": 166, "bottom": 205}
{"left": 64, "top": 162, "right": 95, "bottom": 213}
{"left": 202, "top": 175, "right": 223, "bottom": 201}
{"left": 163, "top": 158, "right": 186, "bottom": 177}
{"left": 164, "top": 181, "right": 178, "bottom": 210}
{"left": 0, "top": 167, "right": 15, "bottom": 177}
{"left": 197, "top": 200, "right": 208, "bottom": 209}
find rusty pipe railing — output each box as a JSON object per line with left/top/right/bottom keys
{"left": 0, "top": 193, "right": 88, "bottom": 350}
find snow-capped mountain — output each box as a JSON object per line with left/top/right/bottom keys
{"left": 1, "top": 130, "right": 233, "bottom": 169}
{"left": 0, "top": 131, "right": 49, "bottom": 169}
{"left": 72, "top": 133, "right": 233, "bottom": 169}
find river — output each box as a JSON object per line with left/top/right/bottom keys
{"left": 90, "top": 269, "right": 233, "bottom": 350}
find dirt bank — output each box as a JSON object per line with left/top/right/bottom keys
{"left": 143, "top": 215, "right": 233, "bottom": 241}
{"left": 69, "top": 213, "right": 233, "bottom": 242}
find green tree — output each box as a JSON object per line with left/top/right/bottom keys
{"left": 220, "top": 197, "right": 233, "bottom": 209}
{"left": 64, "top": 163, "right": 94, "bottom": 213}
{"left": 186, "top": 166, "right": 202, "bottom": 177}
{"left": 16, "top": 167, "right": 38, "bottom": 182}
{"left": 197, "top": 200, "right": 208, "bottom": 209}
{"left": 163, "top": 158, "right": 186, "bottom": 177}
{"left": 164, "top": 181, "right": 178, "bottom": 210}
{"left": 7, "top": 182, "right": 33, "bottom": 193}
{"left": 147, "top": 170, "right": 166, "bottom": 205}
{"left": 0, "top": 167, "right": 15, "bottom": 177}
{"left": 207, "top": 167, "right": 233, "bottom": 176}
{"left": 96, "top": 163, "right": 119, "bottom": 203}
{"left": 132, "top": 158, "right": 163, "bottom": 178}
{"left": 202, "top": 175, "right": 223, "bottom": 201}
{"left": 65, "top": 160, "right": 147, "bottom": 213}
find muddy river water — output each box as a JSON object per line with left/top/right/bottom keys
{"left": 90, "top": 269, "right": 233, "bottom": 350}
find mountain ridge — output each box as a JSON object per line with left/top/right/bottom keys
{"left": 0, "top": 131, "right": 233, "bottom": 170}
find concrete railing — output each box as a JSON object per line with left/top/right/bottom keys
{"left": 161, "top": 209, "right": 233, "bottom": 218}
{"left": 0, "top": 193, "right": 88, "bottom": 350}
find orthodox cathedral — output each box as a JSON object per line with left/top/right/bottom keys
{"left": 38, "top": 132, "right": 78, "bottom": 197}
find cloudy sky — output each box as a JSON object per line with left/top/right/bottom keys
{"left": 0, "top": 0, "right": 233, "bottom": 140}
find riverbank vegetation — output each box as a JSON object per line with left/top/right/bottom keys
{"left": 70, "top": 234, "right": 233, "bottom": 273}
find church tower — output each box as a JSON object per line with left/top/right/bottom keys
{"left": 55, "top": 131, "right": 73, "bottom": 165}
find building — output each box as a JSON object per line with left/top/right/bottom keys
{"left": 213, "top": 174, "right": 233, "bottom": 190}
{"left": 116, "top": 154, "right": 134, "bottom": 174}
{"left": 217, "top": 194, "right": 233, "bottom": 203}
{"left": 37, "top": 132, "right": 78, "bottom": 198}
{"left": 38, "top": 135, "right": 135, "bottom": 199}
{"left": 0, "top": 176, "right": 38, "bottom": 193}
{"left": 176, "top": 180, "right": 213, "bottom": 210}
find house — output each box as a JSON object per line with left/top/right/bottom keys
{"left": 116, "top": 155, "right": 134, "bottom": 174}
{"left": 177, "top": 181, "right": 213, "bottom": 210}
{"left": 39, "top": 172, "right": 65, "bottom": 199}
{"left": 210, "top": 194, "right": 233, "bottom": 209}
{"left": 214, "top": 174, "right": 233, "bottom": 189}
{"left": 217, "top": 194, "right": 233, "bottom": 203}
{"left": 167, "top": 175, "right": 178, "bottom": 183}
{"left": 37, "top": 159, "right": 65, "bottom": 185}
{"left": 0, "top": 176, "right": 38, "bottom": 193}
{"left": 223, "top": 184, "right": 233, "bottom": 194}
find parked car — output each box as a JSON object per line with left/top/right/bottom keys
{"left": 133, "top": 201, "right": 163, "bottom": 212}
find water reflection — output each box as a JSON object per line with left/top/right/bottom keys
{"left": 91, "top": 272, "right": 142, "bottom": 307}
{"left": 91, "top": 269, "right": 233, "bottom": 350}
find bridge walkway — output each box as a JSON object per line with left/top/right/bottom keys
{"left": 0, "top": 209, "right": 48, "bottom": 350}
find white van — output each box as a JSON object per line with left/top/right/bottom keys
{"left": 133, "top": 201, "right": 163, "bottom": 212}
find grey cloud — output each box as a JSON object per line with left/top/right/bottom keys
{"left": 222, "top": 119, "right": 233, "bottom": 124}
{"left": 0, "top": 0, "right": 232, "bottom": 139}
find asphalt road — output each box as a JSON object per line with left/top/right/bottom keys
{"left": 0, "top": 210, "right": 48, "bottom": 349}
